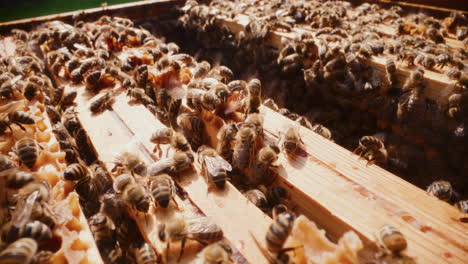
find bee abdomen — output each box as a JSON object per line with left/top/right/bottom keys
{"left": 7, "top": 170, "right": 34, "bottom": 189}
{"left": 266, "top": 213, "right": 294, "bottom": 253}
{"left": 152, "top": 183, "right": 171, "bottom": 208}
{"left": 135, "top": 243, "right": 158, "bottom": 264}
{"left": 63, "top": 163, "right": 88, "bottom": 181}
{"left": 0, "top": 238, "right": 38, "bottom": 264}
{"left": 212, "top": 171, "right": 227, "bottom": 189}
{"left": 17, "top": 139, "right": 38, "bottom": 168}
{"left": 21, "top": 221, "right": 52, "bottom": 242}
{"left": 11, "top": 111, "right": 35, "bottom": 125}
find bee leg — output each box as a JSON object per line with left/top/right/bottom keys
{"left": 171, "top": 197, "right": 180, "bottom": 210}
{"left": 177, "top": 237, "right": 187, "bottom": 262}
{"left": 165, "top": 241, "right": 170, "bottom": 264}
{"left": 13, "top": 122, "right": 27, "bottom": 131}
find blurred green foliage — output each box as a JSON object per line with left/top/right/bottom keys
{"left": 0, "top": 0, "right": 140, "bottom": 22}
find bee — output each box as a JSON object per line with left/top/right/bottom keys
{"left": 385, "top": 58, "right": 397, "bottom": 87}
{"left": 227, "top": 80, "right": 247, "bottom": 93}
{"left": 426, "top": 180, "right": 454, "bottom": 202}
{"left": 89, "top": 212, "right": 114, "bottom": 248}
{"left": 244, "top": 188, "right": 269, "bottom": 212}
{"left": 414, "top": 53, "right": 436, "bottom": 70}
{"left": 51, "top": 85, "right": 64, "bottom": 105}
{"left": 127, "top": 87, "right": 154, "bottom": 106}
{"left": 244, "top": 113, "right": 264, "bottom": 139}
{"left": 172, "top": 132, "right": 192, "bottom": 153}
{"left": 177, "top": 112, "right": 205, "bottom": 150}
{"left": 246, "top": 89, "right": 262, "bottom": 114}
{"left": 0, "top": 168, "right": 34, "bottom": 189}
{"left": 15, "top": 137, "right": 39, "bottom": 169}
{"left": 311, "top": 124, "right": 332, "bottom": 140}
{"left": 197, "top": 145, "right": 232, "bottom": 189}
{"left": 122, "top": 181, "right": 151, "bottom": 213}
{"left": 9, "top": 111, "right": 36, "bottom": 129}
{"left": 232, "top": 126, "right": 256, "bottom": 171}
{"left": 63, "top": 162, "right": 88, "bottom": 181}
{"left": 23, "top": 82, "right": 40, "bottom": 101}
{"left": 108, "top": 242, "right": 125, "bottom": 264}
{"left": 193, "top": 61, "right": 211, "bottom": 79}
{"left": 148, "top": 152, "right": 193, "bottom": 177}
{"left": 90, "top": 90, "right": 115, "bottom": 114}
{"left": 84, "top": 71, "right": 102, "bottom": 93}
{"left": 201, "top": 240, "right": 233, "bottom": 264}
{"left": 455, "top": 200, "right": 468, "bottom": 214}
{"left": 61, "top": 91, "right": 77, "bottom": 108}
{"left": 1, "top": 220, "right": 52, "bottom": 243}
{"left": 376, "top": 225, "right": 407, "bottom": 255}
{"left": 150, "top": 127, "right": 174, "bottom": 156}
{"left": 135, "top": 64, "right": 148, "bottom": 87}
{"left": 150, "top": 173, "right": 178, "bottom": 208}
{"left": 113, "top": 173, "right": 136, "bottom": 193}
{"left": 164, "top": 216, "right": 223, "bottom": 261}
{"left": 0, "top": 154, "right": 13, "bottom": 171}
{"left": 253, "top": 144, "right": 279, "bottom": 183}
{"left": 396, "top": 50, "right": 416, "bottom": 67}
{"left": 216, "top": 123, "right": 238, "bottom": 163}
{"left": 402, "top": 67, "right": 424, "bottom": 91}
{"left": 265, "top": 207, "right": 295, "bottom": 254}
{"left": 62, "top": 107, "right": 80, "bottom": 134}
{"left": 133, "top": 242, "right": 159, "bottom": 264}
{"left": 445, "top": 67, "right": 461, "bottom": 80}
{"left": 46, "top": 105, "right": 62, "bottom": 124}
{"left": 74, "top": 176, "right": 100, "bottom": 217}
{"left": 281, "top": 125, "right": 304, "bottom": 156}
{"left": 261, "top": 186, "right": 288, "bottom": 208}
{"left": 353, "top": 136, "right": 388, "bottom": 166}
{"left": 113, "top": 151, "right": 147, "bottom": 176}
{"left": 0, "top": 237, "right": 37, "bottom": 264}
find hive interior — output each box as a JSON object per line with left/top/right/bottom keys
{"left": 0, "top": 0, "right": 467, "bottom": 263}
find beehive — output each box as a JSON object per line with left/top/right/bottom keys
{"left": 0, "top": 0, "right": 466, "bottom": 264}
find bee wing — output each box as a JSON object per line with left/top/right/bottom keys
{"left": 12, "top": 190, "right": 38, "bottom": 228}
{"left": 0, "top": 100, "right": 24, "bottom": 120}
{"left": 147, "top": 158, "right": 175, "bottom": 176}
{"left": 187, "top": 216, "right": 220, "bottom": 234}
{"left": 204, "top": 155, "right": 232, "bottom": 176}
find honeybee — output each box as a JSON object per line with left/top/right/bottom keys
{"left": 135, "top": 64, "right": 148, "bottom": 87}
{"left": 396, "top": 50, "right": 416, "bottom": 67}
{"left": 200, "top": 240, "right": 233, "bottom": 264}
{"left": 62, "top": 107, "right": 80, "bottom": 134}
{"left": 148, "top": 151, "right": 194, "bottom": 177}
{"left": 177, "top": 112, "right": 205, "bottom": 150}
{"left": 232, "top": 126, "right": 256, "bottom": 171}
{"left": 150, "top": 173, "right": 178, "bottom": 208}
{"left": 108, "top": 242, "right": 125, "bottom": 264}
{"left": 227, "top": 80, "right": 247, "bottom": 93}
{"left": 193, "top": 61, "right": 211, "bottom": 79}
{"left": 261, "top": 186, "right": 288, "bottom": 208}
{"left": 376, "top": 225, "right": 407, "bottom": 255}
{"left": 0, "top": 237, "right": 37, "bottom": 264}
{"left": 353, "top": 136, "right": 388, "bottom": 166}
{"left": 23, "top": 82, "right": 40, "bottom": 101}
{"left": 280, "top": 125, "right": 304, "bottom": 156}
{"left": 426, "top": 180, "right": 454, "bottom": 202}
{"left": 133, "top": 242, "right": 159, "bottom": 264}
{"left": 1, "top": 168, "right": 34, "bottom": 189}
{"left": 264, "top": 207, "right": 296, "bottom": 259}
{"left": 60, "top": 91, "right": 77, "bottom": 108}
{"left": 0, "top": 100, "right": 28, "bottom": 134}
{"left": 1, "top": 220, "right": 52, "bottom": 243}
{"left": 445, "top": 67, "right": 461, "bottom": 80}
{"left": 244, "top": 113, "right": 264, "bottom": 139}
{"left": 89, "top": 212, "right": 115, "bottom": 249}
{"left": 251, "top": 145, "right": 279, "bottom": 185}
{"left": 15, "top": 137, "right": 40, "bottom": 169}
{"left": 121, "top": 181, "right": 151, "bottom": 213}
{"left": 244, "top": 188, "right": 269, "bottom": 212}
{"left": 197, "top": 145, "right": 232, "bottom": 189}
{"left": 216, "top": 123, "right": 238, "bottom": 163}
{"left": 455, "top": 200, "right": 468, "bottom": 214}
{"left": 127, "top": 87, "right": 154, "bottom": 106}
{"left": 113, "top": 141, "right": 147, "bottom": 176}
{"left": 310, "top": 124, "right": 332, "bottom": 140}
{"left": 164, "top": 216, "right": 223, "bottom": 261}
{"left": 89, "top": 90, "right": 115, "bottom": 114}
{"left": 172, "top": 132, "right": 192, "bottom": 152}
{"left": 74, "top": 176, "right": 100, "bottom": 217}
{"left": 63, "top": 162, "right": 88, "bottom": 181}
{"left": 45, "top": 105, "right": 61, "bottom": 126}
{"left": 150, "top": 127, "right": 174, "bottom": 157}
{"left": 85, "top": 70, "right": 102, "bottom": 92}
{"left": 385, "top": 58, "right": 397, "bottom": 87}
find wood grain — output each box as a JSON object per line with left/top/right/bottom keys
{"left": 260, "top": 105, "right": 468, "bottom": 263}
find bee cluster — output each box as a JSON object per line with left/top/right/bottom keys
{"left": 0, "top": 29, "right": 106, "bottom": 263}
{"left": 170, "top": 0, "right": 468, "bottom": 202}
{"left": 1, "top": 0, "right": 466, "bottom": 262}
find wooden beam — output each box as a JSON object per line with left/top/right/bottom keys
{"left": 219, "top": 13, "right": 457, "bottom": 104}
{"left": 260, "top": 105, "right": 468, "bottom": 263}
{"left": 0, "top": 0, "right": 183, "bottom": 33}
{"left": 111, "top": 93, "right": 272, "bottom": 263}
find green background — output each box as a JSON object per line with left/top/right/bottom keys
{"left": 0, "top": 0, "right": 139, "bottom": 23}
